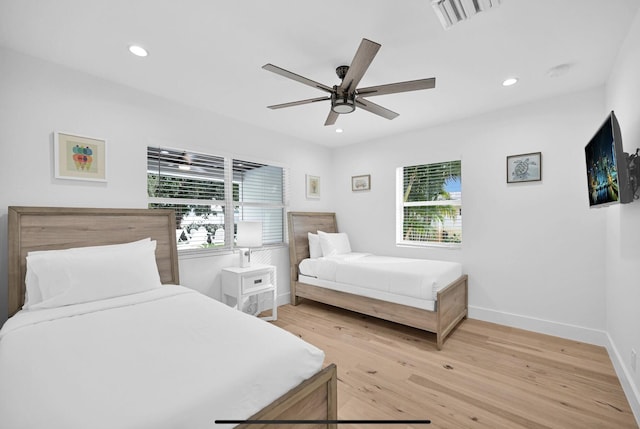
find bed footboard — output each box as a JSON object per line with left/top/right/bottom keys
{"left": 295, "top": 276, "right": 468, "bottom": 350}
{"left": 239, "top": 364, "right": 338, "bottom": 429}
{"left": 436, "top": 274, "right": 468, "bottom": 350}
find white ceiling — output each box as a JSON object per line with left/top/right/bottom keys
{"left": 1, "top": 0, "right": 638, "bottom": 147}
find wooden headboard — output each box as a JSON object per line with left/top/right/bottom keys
{"left": 287, "top": 212, "right": 337, "bottom": 303}
{"left": 8, "top": 206, "right": 180, "bottom": 317}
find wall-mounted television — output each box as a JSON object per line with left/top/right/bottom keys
{"left": 585, "top": 111, "right": 633, "bottom": 207}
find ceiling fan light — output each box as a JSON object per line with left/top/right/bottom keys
{"left": 331, "top": 93, "right": 356, "bottom": 114}
{"left": 332, "top": 102, "right": 355, "bottom": 114}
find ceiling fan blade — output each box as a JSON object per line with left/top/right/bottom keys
{"left": 324, "top": 110, "right": 339, "bottom": 126}
{"left": 267, "top": 96, "right": 330, "bottom": 110}
{"left": 339, "top": 39, "right": 381, "bottom": 93}
{"left": 357, "top": 78, "right": 436, "bottom": 97}
{"left": 355, "top": 98, "right": 399, "bottom": 120}
{"left": 262, "top": 64, "right": 333, "bottom": 93}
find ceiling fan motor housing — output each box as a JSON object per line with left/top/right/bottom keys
{"left": 331, "top": 86, "right": 356, "bottom": 114}
{"left": 335, "top": 65, "right": 350, "bottom": 80}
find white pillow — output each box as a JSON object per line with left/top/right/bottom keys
{"left": 317, "top": 231, "right": 352, "bottom": 256}
{"left": 24, "top": 238, "right": 162, "bottom": 309}
{"left": 308, "top": 232, "right": 322, "bottom": 259}
{"left": 24, "top": 237, "right": 153, "bottom": 307}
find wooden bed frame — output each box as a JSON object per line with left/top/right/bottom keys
{"left": 7, "top": 206, "right": 337, "bottom": 428}
{"left": 287, "top": 211, "right": 468, "bottom": 350}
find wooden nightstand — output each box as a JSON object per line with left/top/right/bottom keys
{"left": 221, "top": 264, "right": 277, "bottom": 321}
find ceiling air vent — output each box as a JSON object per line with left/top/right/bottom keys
{"left": 432, "top": 0, "right": 502, "bottom": 29}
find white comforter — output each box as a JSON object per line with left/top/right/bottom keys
{"left": 299, "top": 253, "right": 462, "bottom": 300}
{"left": 0, "top": 286, "right": 324, "bottom": 429}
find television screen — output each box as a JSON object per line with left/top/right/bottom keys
{"left": 585, "top": 111, "right": 632, "bottom": 207}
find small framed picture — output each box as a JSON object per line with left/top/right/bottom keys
{"left": 352, "top": 174, "right": 371, "bottom": 191}
{"left": 54, "top": 132, "right": 107, "bottom": 182}
{"left": 507, "top": 152, "right": 541, "bottom": 183}
{"left": 306, "top": 174, "right": 320, "bottom": 199}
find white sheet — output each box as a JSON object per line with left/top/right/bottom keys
{"left": 299, "top": 274, "right": 436, "bottom": 311}
{"left": 0, "top": 286, "right": 325, "bottom": 429}
{"left": 298, "top": 253, "right": 462, "bottom": 301}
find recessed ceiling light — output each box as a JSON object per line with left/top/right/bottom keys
{"left": 335, "top": 128, "right": 343, "bottom": 133}
{"left": 128, "top": 45, "right": 148, "bottom": 57}
{"left": 502, "top": 77, "right": 518, "bottom": 87}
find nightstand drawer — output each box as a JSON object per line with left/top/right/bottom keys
{"left": 222, "top": 264, "right": 277, "bottom": 321}
{"left": 242, "top": 272, "right": 271, "bottom": 293}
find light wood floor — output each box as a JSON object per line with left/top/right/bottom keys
{"left": 272, "top": 300, "right": 638, "bottom": 429}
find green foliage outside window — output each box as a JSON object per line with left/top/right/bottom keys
{"left": 402, "top": 161, "right": 462, "bottom": 244}
{"left": 147, "top": 173, "right": 238, "bottom": 247}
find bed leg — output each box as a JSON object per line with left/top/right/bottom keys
{"left": 290, "top": 280, "right": 302, "bottom": 306}
{"left": 436, "top": 334, "right": 443, "bottom": 351}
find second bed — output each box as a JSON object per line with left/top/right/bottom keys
{"left": 288, "top": 211, "right": 468, "bottom": 350}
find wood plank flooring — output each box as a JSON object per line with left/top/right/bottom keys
{"left": 272, "top": 300, "right": 638, "bottom": 429}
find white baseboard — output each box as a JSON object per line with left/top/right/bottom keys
{"left": 468, "top": 305, "right": 608, "bottom": 346}
{"left": 277, "top": 292, "right": 291, "bottom": 307}
{"left": 604, "top": 334, "right": 640, "bottom": 426}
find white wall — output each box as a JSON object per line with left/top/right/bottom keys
{"left": 604, "top": 7, "right": 640, "bottom": 420}
{"left": 331, "top": 88, "right": 609, "bottom": 343}
{"left": 0, "top": 47, "right": 334, "bottom": 325}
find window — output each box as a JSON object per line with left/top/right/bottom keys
{"left": 396, "top": 160, "right": 462, "bottom": 247}
{"left": 147, "top": 147, "right": 287, "bottom": 251}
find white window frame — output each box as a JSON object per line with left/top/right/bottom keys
{"left": 396, "top": 160, "right": 462, "bottom": 248}
{"left": 147, "top": 146, "right": 288, "bottom": 254}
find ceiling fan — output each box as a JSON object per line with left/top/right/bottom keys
{"left": 262, "top": 38, "right": 436, "bottom": 126}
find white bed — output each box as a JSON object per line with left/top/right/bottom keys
{"left": 298, "top": 253, "right": 463, "bottom": 311}
{"left": 3, "top": 206, "right": 338, "bottom": 429}
{"left": 0, "top": 286, "right": 324, "bottom": 429}
{"left": 288, "top": 212, "right": 468, "bottom": 350}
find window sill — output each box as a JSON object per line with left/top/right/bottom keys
{"left": 396, "top": 241, "right": 461, "bottom": 250}
{"left": 177, "top": 243, "right": 287, "bottom": 260}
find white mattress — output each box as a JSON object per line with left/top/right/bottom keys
{"left": 298, "top": 253, "right": 462, "bottom": 308}
{"left": 0, "top": 286, "right": 325, "bottom": 429}
{"left": 299, "top": 274, "right": 437, "bottom": 311}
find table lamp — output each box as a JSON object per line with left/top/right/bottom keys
{"left": 236, "top": 221, "right": 263, "bottom": 267}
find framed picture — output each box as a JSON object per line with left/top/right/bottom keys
{"left": 352, "top": 174, "right": 371, "bottom": 191}
{"left": 306, "top": 174, "right": 320, "bottom": 199}
{"left": 54, "top": 132, "right": 107, "bottom": 182}
{"left": 507, "top": 152, "right": 541, "bottom": 183}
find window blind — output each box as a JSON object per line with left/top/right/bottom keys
{"left": 147, "top": 146, "right": 287, "bottom": 250}
{"left": 148, "top": 147, "right": 226, "bottom": 202}
{"left": 399, "top": 160, "right": 462, "bottom": 245}
{"left": 233, "top": 158, "right": 285, "bottom": 245}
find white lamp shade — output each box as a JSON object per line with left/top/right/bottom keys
{"left": 236, "top": 221, "right": 263, "bottom": 248}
